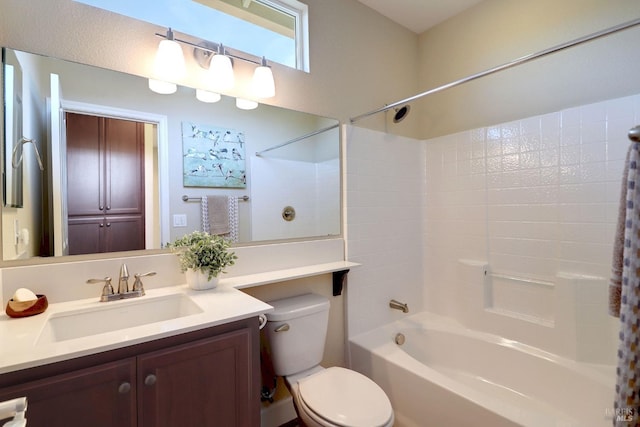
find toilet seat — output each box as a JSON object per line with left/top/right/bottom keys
{"left": 296, "top": 367, "right": 393, "bottom": 427}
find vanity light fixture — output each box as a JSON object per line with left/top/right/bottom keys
{"left": 151, "top": 28, "right": 276, "bottom": 100}
{"left": 148, "top": 28, "right": 186, "bottom": 94}
{"left": 236, "top": 98, "right": 259, "bottom": 110}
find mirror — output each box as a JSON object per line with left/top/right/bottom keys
{"left": 2, "top": 48, "right": 25, "bottom": 208}
{"left": 1, "top": 48, "right": 341, "bottom": 262}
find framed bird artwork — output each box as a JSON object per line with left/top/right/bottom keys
{"left": 181, "top": 122, "right": 247, "bottom": 188}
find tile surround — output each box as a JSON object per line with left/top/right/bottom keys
{"left": 347, "top": 93, "right": 640, "bottom": 361}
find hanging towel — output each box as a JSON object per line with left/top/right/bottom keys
{"left": 228, "top": 195, "right": 239, "bottom": 243}
{"left": 201, "top": 195, "right": 239, "bottom": 242}
{"left": 609, "top": 146, "right": 632, "bottom": 317}
{"left": 614, "top": 141, "right": 640, "bottom": 425}
{"left": 207, "top": 195, "right": 230, "bottom": 236}
{"left": 201, "top": 196, "right": 210, "bottom": 233}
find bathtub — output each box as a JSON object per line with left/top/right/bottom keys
{"left": 349, "top": 312, "right": 614, "bottom": 427}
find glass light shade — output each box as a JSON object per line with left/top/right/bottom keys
{"left": 148, "top": 79, "right": 177, "bottom": 94}
{"left": 195, "top": 89, "right": 221, "bottom": 103}
{"left": 236, "top": 98, "right": 258, "bottom": 110}
{"left": 251, "top": 65, "right": 275, "bottom": 98}
{"left": 154, "top": 39, "right": 186, "bottom": 82}
{"left": 208, "top": 54, "right": 235, "bottom": 91}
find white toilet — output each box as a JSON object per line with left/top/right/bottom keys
{"left": 264, "top": 293, "right": 394, "bottom": 427}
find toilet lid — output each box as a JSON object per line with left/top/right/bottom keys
{"left": 297, "top": 367, "right": 392, "bottom": 427}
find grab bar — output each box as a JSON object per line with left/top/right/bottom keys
{"left": 488, "top": 272, "right": 554, "bottom": 288}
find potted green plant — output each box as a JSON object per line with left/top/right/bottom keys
{"left": 168, "top": 231, "right": 237, "bottom": 290}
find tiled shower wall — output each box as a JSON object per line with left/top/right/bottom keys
{"left": 423, "top": 94, "right": 640, "bottom": 361}
{"left": 347, "top": 93, "right": 640, "bottom": 360}
{"left": 424, "top": 95, "right": 638, "bottom": 307}
{"left": 346, "top": 127, "right": 426, "bottom": 337}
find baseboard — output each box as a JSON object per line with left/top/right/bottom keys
{"left": 260, "top": 396, "right": 297, "bottom": 427}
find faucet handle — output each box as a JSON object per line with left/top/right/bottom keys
{"left": 87, "top": 277, "right": 114, "bottom": 301}
{"left": 132, "top": 271, "right": 156, "bottom": 295}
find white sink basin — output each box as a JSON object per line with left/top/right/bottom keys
{"left": 37, "top": 293, "right": 203, "bottom": 344}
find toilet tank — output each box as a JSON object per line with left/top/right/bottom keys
{"left": 264, "top": 293, "right": 330, "bottom": 377}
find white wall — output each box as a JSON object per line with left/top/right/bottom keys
{"left": 250, "top": 156, "right": 339, "bottom": 241}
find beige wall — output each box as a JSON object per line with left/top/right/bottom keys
{"left": 0, "top": 0, "right": 420, "bottom": 137}
{"left": 417, "top": 0, "right": 640, "bottom": 138}
{"left": 3, "top": 1, "right": 640, "bottom": 143}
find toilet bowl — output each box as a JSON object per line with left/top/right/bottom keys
{"left": 264, "top": 294, "right": 394, "bottom": 427}
{"left": 288, "top": 366, "right": 394, "bottom": 427}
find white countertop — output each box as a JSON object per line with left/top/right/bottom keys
{"left": 0, "top": 284, "right": 273, "bottom": 375}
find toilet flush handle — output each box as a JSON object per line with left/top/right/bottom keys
{"left": 258, "top": 314, "right": 268, "bottom": 330}
{"left": 274, "top": 323, "right": 290, "bottom": 332}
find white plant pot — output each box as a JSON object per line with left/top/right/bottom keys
{"left": 185, "top": 269, "right": 219, "bottom": 290}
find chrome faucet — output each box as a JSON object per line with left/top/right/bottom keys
{"left": 87, "top": 266, "right": 155, "bottom": 302}
{"left": 389, "top": 299, "right": 409, "bottom": 313}
{"left": 118, "top": 264, "right": 130, "bottom": 294}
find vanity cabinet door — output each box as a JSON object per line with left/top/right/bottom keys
{"left": 137, "top": 328, "right": 257, "bottom": 427}
{"left": 68, "top": 215, "right": 144, "bottom": 255}
{"left": 0, "top": 358, "right": 136, "bottom": 427}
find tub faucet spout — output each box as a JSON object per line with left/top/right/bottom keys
{"left": 389, "top": 299, "right": 409, "bottom": 313}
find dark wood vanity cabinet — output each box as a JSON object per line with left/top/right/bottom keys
{"left": 138, "top": 329, "right": 254, "bottom": 427}
{"left": 0, "top": 359, "right": 137, "bottom": 427}
{"left": 0, "top": 318, "right": 260, "bottom": 427}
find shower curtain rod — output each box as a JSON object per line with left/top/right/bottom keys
{"left": 255, "top": 123, "right": 340, "bottom": 156}
{"left": 350, "top": 17, "right": 640, "bottom": 124}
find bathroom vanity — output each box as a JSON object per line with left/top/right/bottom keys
{"left": 0, "top": 242, "right": 354, "bottom": 426}
{"left": 0, "top": 281, "right": 274, "bottom": 427}
{"left": 0, "top": 317, "right": 258, "bottom": 426}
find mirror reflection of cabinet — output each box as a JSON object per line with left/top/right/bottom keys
{"left": 66, "top": 112, "right": 145, "bottom": 255}
{"left": 1, "top": 48, "right": 342, "bottom": 262}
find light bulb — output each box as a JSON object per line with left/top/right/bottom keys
{"left": 236, "top": 98, "right": 258, "bottom": 110}
{"left": 251, "top": 64, "right": 275, "bottom": 98}
{"left": 148, "top": 79, "right": 177, "bottom": 95}
{"left": 149, "top": 29, "right": 185, "bottom": 94}
{"left": 196, "top": 89, "right": 222, "bottom": 103}
{"left": 208, "top": 54, "right": 235, "bottom": 92}
{"left": 154, "top": 39, "right": 185, "bottom": 80}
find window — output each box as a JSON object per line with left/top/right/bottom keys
{"left": 75, "top": 0, "right": 309, "bottom": 71}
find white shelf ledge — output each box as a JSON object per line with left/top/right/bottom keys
{"left": 221, "top": 261, "right": 360, "bottom": 289}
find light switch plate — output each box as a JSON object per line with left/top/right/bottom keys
{"left": 173, "top": 214, "right": 187, "bottom": 227}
